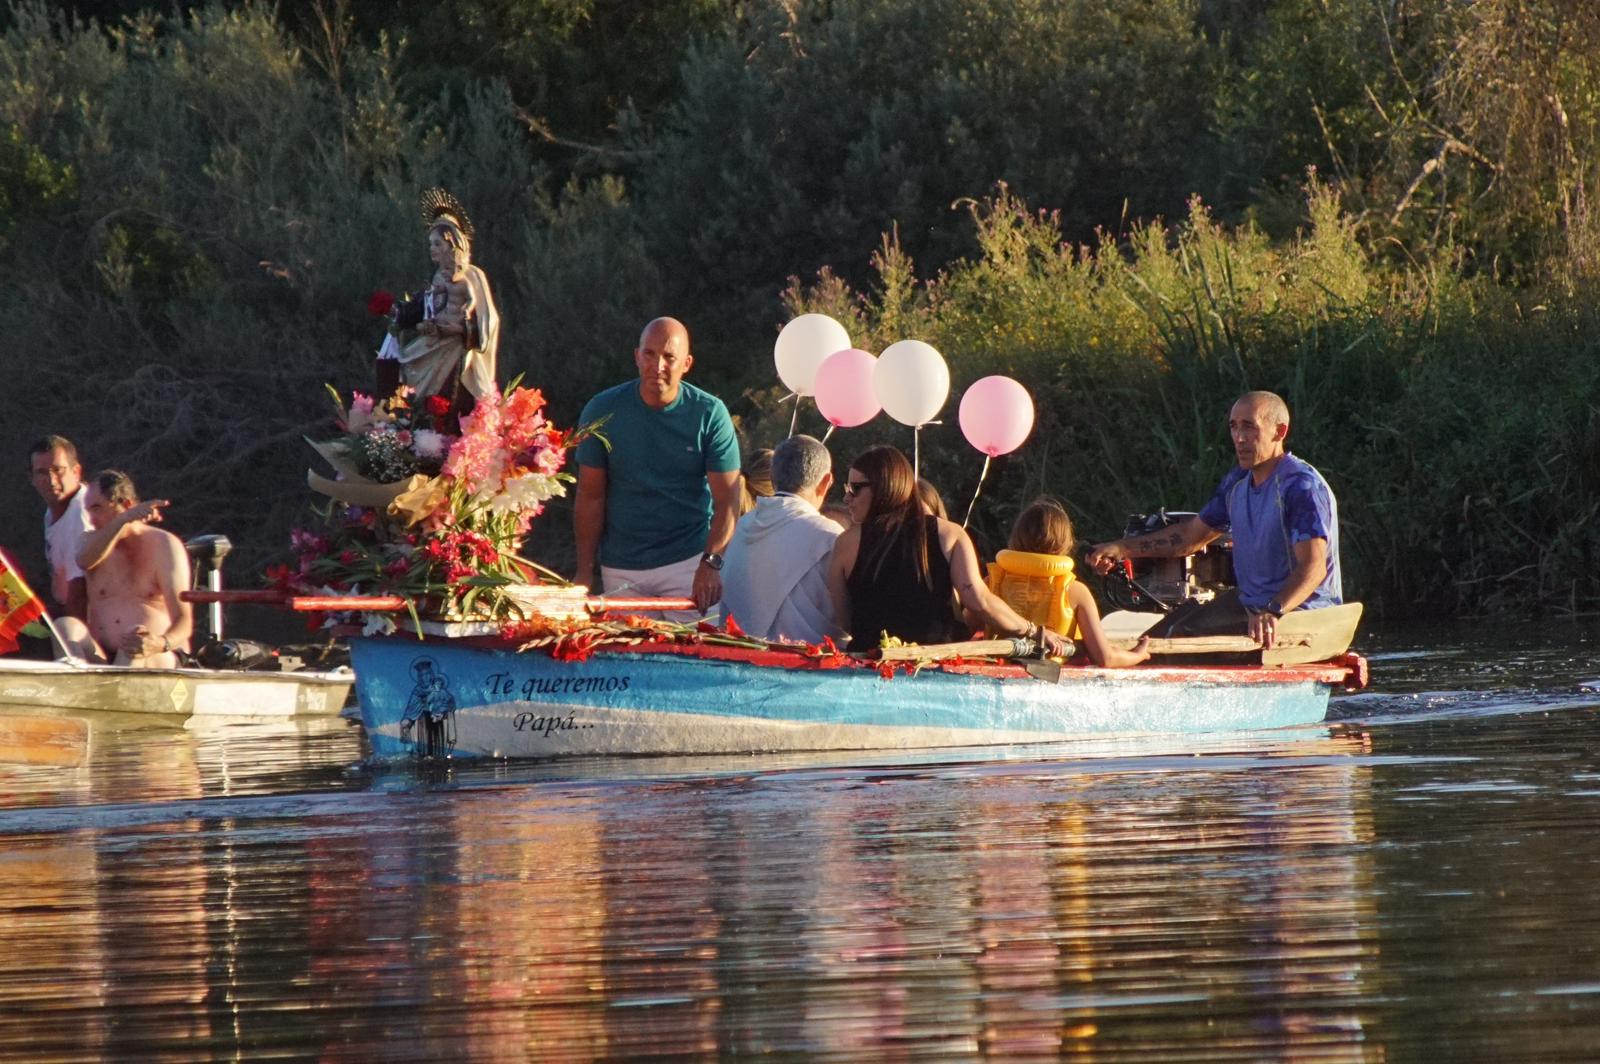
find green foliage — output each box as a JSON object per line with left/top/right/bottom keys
{"left": 787, "top": 186, "right": 1600, "bottom": 617}
{"left": 0, "top": 122, "right": 75, "bottom": 249}
{"left": 640, "top": 0, "right": 1220, "bottom": 366}
{"left": 0, "top": 1, "right": 605, "bottom": 581}
{"left": 512, "top": 174, "right": 664, "bottom": 422}
{"left": 4, "top": 0, "right": 1600, "bottom": 617}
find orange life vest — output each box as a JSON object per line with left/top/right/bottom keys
{"left": 984, "top": 550, "right": 1081, "bottom": 639}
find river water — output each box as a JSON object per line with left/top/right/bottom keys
{"left": 1, "top": 624, "right": 1598, "bottom": 1060}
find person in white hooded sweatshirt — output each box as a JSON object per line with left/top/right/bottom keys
{"left": 718, "top": 435, "right": 845, "bottom": 644}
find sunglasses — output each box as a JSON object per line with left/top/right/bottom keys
{"left": 843, "top": 479, "right": 871, "bottom": 498}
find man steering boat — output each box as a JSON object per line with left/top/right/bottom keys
{"left": 1087, "top": 390, "right": 1341, "bottom": 648}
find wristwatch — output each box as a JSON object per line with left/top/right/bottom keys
{"left": 700, "top": 551, "right": 724, "bottom": 571}
{"left": 1263, "top": 599, "right": 1284, "bottom": 619}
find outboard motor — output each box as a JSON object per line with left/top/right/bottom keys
{"left": 194, "top": 637, "right": 277, "bottom": 671}
{"left": 1102, "top": 510, "right": 1235, "bottom": 612}
{"left": 184, "top": 534, "right": 233, "bottom": 641}
{"left": 182, "top": 533, "right": 299, "bottom": 672}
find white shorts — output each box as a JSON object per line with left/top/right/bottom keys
{"left": 600, "top": 553, "right": 705, "bottom": 623}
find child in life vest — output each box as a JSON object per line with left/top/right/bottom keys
{"left": 985, "top": 498, "right": 1150, "bottom": 668}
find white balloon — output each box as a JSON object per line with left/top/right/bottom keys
{"left": 874, "top": 339, "right": 950, "bottom": 427}
{"left": 774, "top": 314, "right": 852, "bottom": 397}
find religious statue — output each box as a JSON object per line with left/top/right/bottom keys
{"left": 375, "top": 188, "right": 501, "bottom": 412}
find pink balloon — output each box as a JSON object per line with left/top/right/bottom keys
{"left": 958, "top": 375, "right": 1035, "bottom": 456}
{"left": 813, "top": 349, "right": 881, "bottom": 428}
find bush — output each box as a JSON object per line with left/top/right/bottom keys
{"left": 785, "top": 184, "right": 1600, "bottom": 617}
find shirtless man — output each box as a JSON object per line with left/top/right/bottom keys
{"left": 54, "top": 470, "right": 192, "bottom": 667}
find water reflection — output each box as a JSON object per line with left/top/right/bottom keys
{"left": 4, "top": 626, "right": 1600, "bottom": 1057}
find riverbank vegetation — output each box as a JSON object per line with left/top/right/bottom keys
{"left": 2, "top": 0, "right": 1597, "bottom": 617}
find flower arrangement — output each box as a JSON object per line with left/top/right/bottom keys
{"left": 281, "top": 382, "right": 599, "bottom": 632}
{"left": 324, "top": 386, "right": 455, "bottom": 483}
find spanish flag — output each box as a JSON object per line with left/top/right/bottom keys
{"left": 0, "top": 548, "right": 46, "bottom": 655}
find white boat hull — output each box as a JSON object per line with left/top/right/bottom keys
{"left": 0, "top": 659, "right": 353, "bottom": 718}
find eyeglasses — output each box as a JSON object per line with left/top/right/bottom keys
{"left": 843, "top": 480, "right": 871, "bottom": 498}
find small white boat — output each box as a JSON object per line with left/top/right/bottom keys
{"left": 0, "top": 658, "right": 353, "bottom": 718}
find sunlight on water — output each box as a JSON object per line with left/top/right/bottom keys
{"left": 1, "top": 623, "right": 1600, "bottom": 1058}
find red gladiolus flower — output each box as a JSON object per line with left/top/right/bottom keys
{"left": 425, "top": 395, "right": 452, "bottom": 419}
{"left": 367, "top": 290, "right": 395, "bottom": 317}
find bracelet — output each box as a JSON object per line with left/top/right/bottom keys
{"left": 161, "top": 634, "right": 170, "bottom": 653}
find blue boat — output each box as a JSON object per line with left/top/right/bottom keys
{"left": 349, "top": 634, "right": 1366, "bottom": 761}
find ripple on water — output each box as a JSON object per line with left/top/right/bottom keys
{"left": 1, "top": 624, "right": 1600, "bottom": 1057}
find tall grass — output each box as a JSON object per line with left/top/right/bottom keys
{"left": 780, "top": 184, "right": 1600, "bottom": 618}
{"left": 3, "top": 3, "right": 1597, "bottom": 618}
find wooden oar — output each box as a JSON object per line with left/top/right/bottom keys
{"left": 876, "top": 634, "right": 1301, "bottom": 662}
{"left": 1261, "top": 602, "right": 1363, "bottom": 665}
{"left": 876, "top": 603, "right": 1363, "bottom": 666}
{"left": 588, "top": 597, "right": 698, "bottom": 613}
{"left": 877, "top": 639, "right": 1030, "bottom": 662}
{"left": 1104, "top": 601, "right": 1364, "bottom": 666}
{"left": 185, "top": 590, "right": 702, "bottom": 614}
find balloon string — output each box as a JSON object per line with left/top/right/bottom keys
{"left": 788, "top": 393, "right": 801, "bottom": 438}
{"left": 913, "top": 426, "right": 921, "bottom": 480}
{"left": 962, "top": 455, "right": 991, "bottom": 529}
{"left": 821, "top": 424, "right": 835, "bottom": 444}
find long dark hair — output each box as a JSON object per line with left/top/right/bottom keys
{"left": 851, "top": 445, "right": 936, "bottom": 588}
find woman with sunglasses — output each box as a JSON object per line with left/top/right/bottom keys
{"left": 826, "top": 445, "right": 1071, "bottom": 656}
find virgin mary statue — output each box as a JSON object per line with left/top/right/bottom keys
{"left": 376, "top": 188, "right": 501, "bottom": 410}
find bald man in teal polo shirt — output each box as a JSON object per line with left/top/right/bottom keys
{"left": 573, "top": 318, "right": 742, "bottom": 613}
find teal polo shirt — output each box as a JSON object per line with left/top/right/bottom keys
{"left": 577, "top": 379, "right": 741, "bottom": 570}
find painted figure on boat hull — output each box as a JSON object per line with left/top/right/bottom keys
{"left": 400, "top": 655, "right": 459, "bottom": 755}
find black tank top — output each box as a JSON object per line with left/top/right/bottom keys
{"left": 845, "top": 514, "right": 963, "bottom": 651}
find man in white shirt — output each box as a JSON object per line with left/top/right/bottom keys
{"left": 719, "top": 435, "right": 844, "bottom": 644}
{"left": 29, "top": 435, "right": 91, "bottom": 620}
